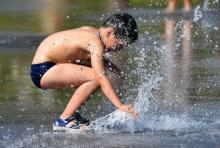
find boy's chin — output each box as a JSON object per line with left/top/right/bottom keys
{"left": 104, "top": 48, "right": 111, "bottom": 52}
{"left": 108, "top": 48, "right": 120, "bottom": 53}
{"left": 112, "top": 49, "right": 121, "bottom": 53}
{"left": 112, "top": 47, "right": 122, "bottom": 52}
{"left": 105, "top": 47, "right": 121, "bottom": 53}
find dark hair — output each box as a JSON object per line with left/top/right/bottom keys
{"left": 103, "top": 13, "right": 138, "bottom": 45}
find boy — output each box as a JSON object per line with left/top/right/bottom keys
{"left": 30, "top": 13, "right": 138, "bottom": 129}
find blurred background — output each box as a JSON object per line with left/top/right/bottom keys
{"left": 0, "top": 0, "right": 203, "bottom": 33}
{"left": 0, "top": 0, "right": 220, "bottom": 147}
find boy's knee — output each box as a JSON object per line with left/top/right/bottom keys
{"left": 91, "top": 80, "right": 100, "bottom": 88}
{"left": 90, "top": 70, "right": 100, "bottom": 82}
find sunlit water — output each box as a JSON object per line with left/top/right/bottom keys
{"left": 0, "top": 1, "right": 220, "bottom": 148}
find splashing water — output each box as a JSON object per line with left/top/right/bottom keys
{"left": 89, "top": 34, "right": 206, "bottom": 133}
{"left": 193, "top": 6, "right": 203, "bottom": 23}
{"left": 88, "top": 35, "right": 162, "bottom": 132}
{"left": 89, "top": 5, "right": 220, "bottom": 131}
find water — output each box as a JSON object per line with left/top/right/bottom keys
{"left": 0, "top": 0, "right": 220, "bottom": 147}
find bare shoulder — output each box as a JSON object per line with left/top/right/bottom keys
{"left": 57, "top": 26, "right": 104, "bottom": 53}
{"left": 40, "top": 26, "right": 101, "bottom": 46}
{"left": 78, "top": 26, "right": 100, "bottom": 40}
{"left": 44, "top": 26, "right": 96, "bottom": 38}
{"left": 76, "top": 26, "right": 104, "bottom": 51}
{"left": 79, "top": 26, "right": 97, "bottom": 31}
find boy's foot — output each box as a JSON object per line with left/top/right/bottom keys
{"left": 55, "top": 116, "right": 80, "bottom": 129}
{"left": 73, "top": 112, "right": 90, "bottom": 126}
{"left": 55, "top": 112, "right": 90, "bottom": 129}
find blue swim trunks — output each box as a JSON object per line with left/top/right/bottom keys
{"left": 30, "top": 62, "right": 55, "bottom": 88}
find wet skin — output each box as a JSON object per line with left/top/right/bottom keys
{"left": 32, "top": 26, "right": 138, "bottom": 122}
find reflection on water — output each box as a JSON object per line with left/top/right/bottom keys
{"left": 0, "top": 0, "right": 134, "bottom": 34}
{"left": 0, "top": 0, "right": 220, "bottom": 147}
{"left": 167, "top": 0, "right": 192, "bottom": 13}
{"left": 39, "top": 0, "right": 66, "bottom": 33}
{"left": 162, "top": 18, "right": 192, "bottom": 112}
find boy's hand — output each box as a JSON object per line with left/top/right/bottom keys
{"left": 119, "top": 104, "right": 139, "bottom": 118}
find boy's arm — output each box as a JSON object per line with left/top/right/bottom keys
{"left": 89, "top": 41, "right": 138, "bottom": 117}
{"left": 104, "top": 58, "right": 124, "bottom": 79}
{"left": 89, "top": 42, "right": 122, "bottom": 108}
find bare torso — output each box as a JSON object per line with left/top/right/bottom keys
{"left": 32, "top": 26, "right": 101, "bottom": 65}
{"left": 31, "top": 24, "right": 137, "bottom": 117}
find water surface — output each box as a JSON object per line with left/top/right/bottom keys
{"left": 0, "top": 1, "right": 220, "bottom": 147}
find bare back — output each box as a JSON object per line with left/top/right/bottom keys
{"left": 32, "top": 26, "right": 101, "bottom": 64}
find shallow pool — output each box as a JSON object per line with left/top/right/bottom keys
{"left": 0, "top": 1, "right": 220, "bottom": 147}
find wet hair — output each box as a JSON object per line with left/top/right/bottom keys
{"left": 102, "top": 13, "right": 138, "bottom": 45}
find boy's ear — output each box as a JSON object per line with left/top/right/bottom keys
{"left": 106, "top": 27, "right": 114, "bottom": 37}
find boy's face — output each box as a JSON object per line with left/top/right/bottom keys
{"left": 104, "top": 28, "right": 127, "bottom": 52}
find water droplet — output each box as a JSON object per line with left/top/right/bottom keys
{"left": 75, "top": 59, "right": 81, "bottom": 63}
{"left": 26, "top": 127, "right": 34, "bottom": 131}
{"left": 144, "top": 31, "right": 149, "bottom": 35}
{"left": 95, "top": 32, "right": 100, "bottom": 37}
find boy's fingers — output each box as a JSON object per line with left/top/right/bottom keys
{"left": 127, "top": 104, "right": 134, "bottom": 110}
{"left": 134, "top": 111, "right": 139, "bottom": 118}
{"left": 128, "top": 107, "right": 135, "bottom": 113}
{"left": 122, "top": 104, "right": 139, "bottom": 118}
{"left": 131, "top": 111, "right": 139, "bottom": 119}
{"left": 128, "top": 104, "right": 133, "bottom": 108}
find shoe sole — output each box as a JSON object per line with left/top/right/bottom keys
{"left": 53, "top": 124, "right": 89, "bottom": 133}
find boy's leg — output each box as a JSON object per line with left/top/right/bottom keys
{"left": 40, "top": 63, "right": 100, "bottom": 119}
{"left": 60, "top": 81, "right": 99, "bottom": 119}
